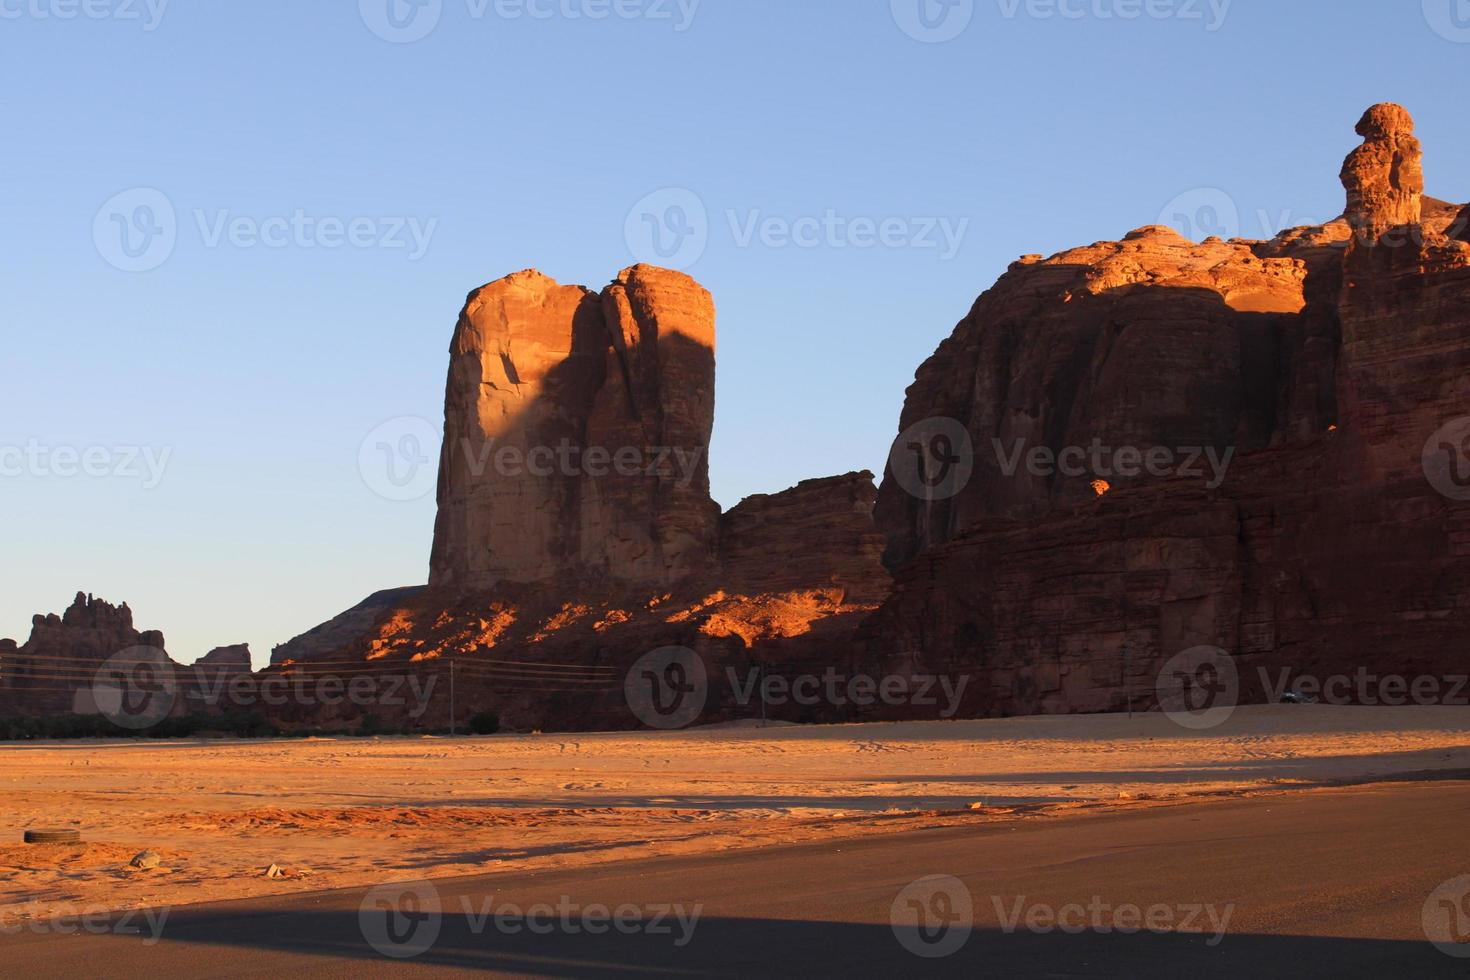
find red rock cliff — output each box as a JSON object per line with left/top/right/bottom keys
{"left": 864, "top": 104, "right": 1470, "bottom": 716}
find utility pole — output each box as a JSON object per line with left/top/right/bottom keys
{"left": 449, "top": 660, "right": 456, "bottom": 736}
{"left": 1124, "top": 646, "right": 1133, "bottom": 718}
{"left": 759, "top": 663, "right": 767, "bottom": 728}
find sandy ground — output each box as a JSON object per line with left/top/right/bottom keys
{"left": 4, "top": 704, "right": 1470, "bottom": 922}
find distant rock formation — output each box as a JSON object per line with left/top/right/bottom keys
{"left": 195, "top": 644, "right": 253, "bottom": 673}
{"left": 0, "top": 593, "right": 254, "bottom": 722}
{"left": 0, "top": 593, "right": 171, "bottom": 717}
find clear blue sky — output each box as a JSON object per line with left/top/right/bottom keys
{"left": 3, "top": 1, "right": 1467, "bottom": 666}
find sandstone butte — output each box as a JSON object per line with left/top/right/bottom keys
{"left": 4, "top": 104, "right": 1470, "bottom": 730}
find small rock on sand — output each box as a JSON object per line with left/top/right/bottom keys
{"left": 130, "top": 851, "right": 162, "bottom": 870}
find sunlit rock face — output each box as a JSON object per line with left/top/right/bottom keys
{"left": 873, "top": 227, "right": 1311, "bottom": 568}
{"left": 208, "top": 104, "right": 1470, "bottom": 732}
{"left": 429, "top": 265, "right": 718, "bottom": 592}
{"left": 863, "top": 104, "right": 1470, "bottom": 720}
{"left": 1340, "top": 102, "right": 1424, "bottom": 246}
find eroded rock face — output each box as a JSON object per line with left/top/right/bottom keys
{"left": 0, "top": 593, "right": 173, "bottom": 716}
{"left": 719, "top": 471, "right": 889, "bottom": 604}
{"left": 430, "top": 265, "right": 717, "bottom": 592}
{"left": 430, "top": 270, "right": 608, "bottom": 590}
{"left": 866, "top": 104, "right": 1470, "bottom": 718}
{"left": 271, "top": 586, "right": 425, "bottom": 665}
{"left": 580, "top": 266, "right": 719, "bottom": 583}
{"left": 873, "top": 227, "right": 1311, "bottom": 567}
{"left": 1341, "top": 103, "right": 1424, "bottom": 244}
{"left": 196, "top": 644, "right": 253, "bottom": 673}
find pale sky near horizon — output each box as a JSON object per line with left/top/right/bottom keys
{"left": 3, "top": 1, "right": 1469, "bottom": 667}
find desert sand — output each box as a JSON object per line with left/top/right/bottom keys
{"left": 4, "top": 704, "right": 1470, "bottom": 923}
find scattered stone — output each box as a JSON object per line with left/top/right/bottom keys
{"left": 130, "top": 850, "right": 162, "bottom": 870}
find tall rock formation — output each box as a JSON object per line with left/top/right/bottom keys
{"left": 430, "top": 265, "right": 718, "bottom": 592}
{"left": 1336, "top": 105, "right": 1470, "bottom": 486}
{"left": 1340, "top": 103, "right": 1424, "bottom": 245}
{"left": 864, "top": 103, "right": 1470, "bottom": 718}
{"left": 579, "top": 266, "right": 719, "bottom": 582}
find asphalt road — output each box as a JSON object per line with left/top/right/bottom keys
{"left": 4, "top": 780, "right": 1470, "bottom": 978}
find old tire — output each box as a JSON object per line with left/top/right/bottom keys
{"left": 24, "top": 829, "right": 82, "bottom": 845}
